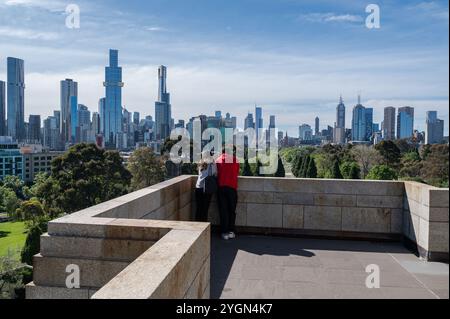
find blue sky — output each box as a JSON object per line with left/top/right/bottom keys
{"left": 0, "top": 0, "right": 448, "bottom": 136}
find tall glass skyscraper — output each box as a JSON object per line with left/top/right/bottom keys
{"left": 7, "top": 57, "right": 25, "bottom": 142}
{"left": 365, "top": 108, "right": 374, "bottom": 141}
{"left": 334, "top": 96, "right": 346, "bottom": 144}
{"left": 155, "top": 65, "right": 172, "bottom": 141}
{"left": 397, "top": 106, "right": 414, "bottom": 139}
{"left": 425, "top": 111, "right": 444, "bottom": 144}
{"left": 0, "top": 80, "right": 5, "bottom": 136}
{"left": 351, "top": 97, "right": 367, "bottom": 142}
{"left": 103, "top": 49, "right": 124, "bottom": 147}
{"left": 383, "top": 107, "right": 396, "bottom": 141}
{"left": 60, "top": 78, "right": 78, "bottom": 145}
{"left": 255, "top": 106, "right": 263, "bottom": 146}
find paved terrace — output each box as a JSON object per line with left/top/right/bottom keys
{"left": 211, "top": 235, "right": 448, "bottom": 299}
{"left": 26, "top": 176, "right": 449, "bottom": 299}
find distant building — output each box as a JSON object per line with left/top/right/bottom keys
{"left": 28, "top": 115, "right": 41, "bottom": 143}
{"left": 0, "top": 137, "right": 23, "bottom": 180}
{"left": 334, "top": 96, "right": 346, "bottom": 144}
{"left": 269, "top": 115, "right": 276, "bottom": 129}
{"left": 77, "top": 104, "right": 91, "bottom": 143}
{"left": 299, "top": 124, "right": 313, "bottom": 141}
{"left": 154, "top": 65, "right": 172, "bottom": 141}
{"left": 7, "top": 57, "right": 25, "bottom": 142}
{"left": 60, "top": 78, "right": 78, "bottom": 146}
{"left": 133, "top": 112, "right": 140, "bottom": 126}
{"left": 43, "top": 115, "right": 60, "bottom": 150}
{"left": 0, "top": 80, "right": 5, "bottom": 136}
{"left": 425, "top": 111, "right": 444, "bottom": 144}
{"left": 244, "top": 113, "right": 254, "bottom": 130}
{"left": 315, "top": 116, "right": 320, "bottom": 136}
{"left": 351, "top": 96, "right": 367, "bottom": 142}
{"left": 365, "top": 108, "right": 373, "bottom": 141}
{"left": 383, "top": 107, "right": 396, "bottom": 140}
{"left": 255, "top": 106, "right": 263, "bottom": 146}
{"left": 22, "top": 151, "right": 64, "bottom": 183}
{"left": 104, "top": 49, "right": 124, "bottom": 147}
{"left": 397, "top": 107, "right": 414, "bottom": 139}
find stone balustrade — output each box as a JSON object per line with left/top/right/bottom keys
{"left": 26, "top": 176, "right": 449, "bottom": 299}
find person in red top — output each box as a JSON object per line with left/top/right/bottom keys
{"left": 215, "top": 146, "right": 240, "bottom": 240}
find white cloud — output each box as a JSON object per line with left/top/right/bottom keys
{"left": 145, "top": 26, "right": 168, "bottom": 32}
{"left": 299, "top": 12, "right": 363, "bottom": 23}
{"left": 0, "top": 26, "right": 60, "bottom": 40}
{"left": 3, "top": 0, "right": 67, "bottom": 12}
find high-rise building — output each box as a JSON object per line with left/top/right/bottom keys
{"left": 315, "top": 116, "right": 320, "bottom": 136}
{"left": 244, "top": 113, "right": 254, "bottom": 130}
{"left": 43, "top": 116, "right": 59, "bottom": 150}
{"left": 7, "top": 57, "right": 25, "bottom": 142}
{"left": 269, "top": 115, "right": 276, "bottom": 129}
{"left": 425, "top": 111, "right": 444, "bottom": 144}
{"left": 98, "top": 97, "right": 106, "bottom": 135}
{"left": 155, "top": 65, "right": 172, "bottom": 141}
{"left": 351, "top": 96, "right": 367, "bottom": 142}
{"left": 0, "top": 80, "right": 5, "bottom": 136}
{"left": 60, "top": 78, "right": 78, "bottom": 145}
{"left": 299, "top": 124, "right": 313, "bottom": 141}
{"left": 70, "top": 96, "right": 78, "bottom": 143}
{"left": 133, "top": 112, "right": 140, "bottom": 126}
{"left": 365, "top": 108, "right": 373, "bottom": 141}
{"left": 383, "top": 107, "right": 396, "bottom": 140}
{"left": 255, "top": 106, "right": 263, "bottom": 146}
{"left": 215, "top": 111, "right": 222, "bottom": 119}
{"left": 77, "top": 104, "right": 91, "bottom": 142}
{"left": 334, "top": 96, "right": 346, "bottom": 144}
{"left": 92, "top": 112, "right": 101, "bottom": 136}
{"left": 397, "top": 106, "right": 414, "bottom": 139}
{"left": 28, "top": 115, "right": 41, "bottom": 143}
{"left": 104, "top": 49, "right": 124, "bottom": 147}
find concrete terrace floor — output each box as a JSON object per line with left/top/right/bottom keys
{"left": 210, "top": 235, "right": 449, "bottom": 299}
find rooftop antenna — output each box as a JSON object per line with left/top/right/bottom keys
{"left": 357, "top": 91, "right": 362, "bottom": 105}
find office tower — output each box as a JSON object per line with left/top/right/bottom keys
{"left": 43, "top": 115, "right": 59, "bottom": 150}
{"left": 315, "top": 116, "right": 320, "bottom": 136}
{"left": 426, "top": 111, "right": 444, "bottom": 144}
{"left": 104, "top": 49, "right": 124, "bottom": 147}
{"left": 372, "top": 123, "right": 380, "bottom": 133}
{"left": 397, "top": 106, "right": 414, "bottom": 139}
{"left": 299, "top": 124, "right": 313, "bottom": 141}
{"left": 60, "top": 78, "right": 78, "bottom": 145}
{"left": 0, "top": 80, "right": 5, "bottom": 136}
{"left": 92, "top": 112, "right": 100, "bottom": 135}
{"left": 133, "top": 112, "right": 140, "bottom": 126}
{"left": 244, "top": 113, "right": 254, "bottom": 130}
{"left": 383, "top": 107, "right": 396, "bottom": 140}
{"left": 77, "top": 104, "right": 91, "bottom": 142}
{"left": 269, "top": 115, "right": 276, "bottom": 129}
{"left": 28, "top": 115, "right": 41, "bottom": 143}
{"left": 155, "top": 65, "right": 172, "bottom": 141}
{"left": 365, "top": 108, "right": 373, "bottom": 141}
{"left": 334, "top": 95, "right": 346, "bottom": 144}
{"left": 351, "top": 96, "right": 367, "bottom": 142}
{"left": 98, "top": 97, "right": 106, "bottom": 135}
{"left": 7, "top": 57, "right": 25, "bottom": 141}
{"left": 70, "top": 96, "right": 78, "bottom": 143}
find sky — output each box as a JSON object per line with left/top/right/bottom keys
{"left": 0, "top": 0, "right": 449, "bottom": 136}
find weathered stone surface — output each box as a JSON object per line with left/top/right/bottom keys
{"left": 418, "top": 218, "right": 430, "bottom": 249}
{"left": 429, "top": 189, "right": 449, "bottom": 208}
{"left": 184, "top": 258, "right": 210, "bottom": 299}
{"left": 26, "top": 282, "right": 91, "bottom": 299}
{"left": 282, "top": 205, "right": 304, "bottom": 229}
{"left": 342, "top": 208, "right": 390, "bottom": 233}
{"left": 428, "top": 222, "right": 449, "bottom": 253}
{"left": 429, "top": 207, "right": 449, "bottom": 223}
{"left": 357, "top": 195, "right": 403, "bottom": 209}
{"left": 314, "top": 194, "right": 356, "bottom": 207}
{"left": 237, "top": 177, "right": 265, "bottom": 192}
{"left": 390, "top": 209, "right": 403, "bottom": 234}
{"left": 304, "top": 206, "right": 341, "bottom": 231}
{"left": 238, "top": 191, "right": 274, "bottom": 204}
{"left": 40, "top": 234, "right": 153, "bottom": 261}
{"left": 273, "top": 192, "right": 314, "bottom": 205}
{"left": 246, "top": 203, "right": 283, "bottom": 228}
{"left": 33, "top": 254, "right": 128, "bottom": 288}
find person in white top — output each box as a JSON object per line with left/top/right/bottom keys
{"left": 195, "top": 156, "right": 217, "bottom": 222}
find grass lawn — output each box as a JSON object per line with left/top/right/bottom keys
{"left": 0, "top": 221, "right": 28, "bottom": 260}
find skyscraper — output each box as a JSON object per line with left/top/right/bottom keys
{"left": 244, "top": 113, "right": 254, "bottom": 130}
{"left": 60, "top": 78, "right": 78, "bottom": 145}
{"left": 28, "top": 115, "right": 41, "bottom": 143}
{"left": 425, "top": 111, "right": 444, "bottom": 144}
{"left": 365, "top": 108, "right": 373, "bottom": 141}
{"left": 98, "top": 97, "right": 106, "bottom": 135}
{"left": 70, "top": 96, "right": 78, "bottom": 143}
{"left": 133, "top": 112, "right": 140, "bottom": 126}
{"left": 397, "top": 106, "right": 414, "bottom": 139}
{"left": 334, "top": 96, "right": 346, "bottom": 144}
{"left": 383, "top": 107, "right": 396, "bottom": 140}
{"left": 299, "top": 124, "right": 313, "bottom": 141}
{"left": 104, "top": 49, "right": 124, "bottom": 147}
{"left": 269, "top": 115, "right": 276, "bottom": 129}
{"left": 43, "top": 115, "right": 59, "bottom": 150}
{"left": 315, "top": 116, "right": 320, "bottom": 136}
{"left": 155, "top": 65, "right": 172, "bottom": 141}
{"left": 7, "top": 57, "right": 25, "bottom": 142}
{"left": 351, "top": 96, "right": 367, "bottom": 142}
{"left": 0, "top": 80, "right": 5, "bottom": 136}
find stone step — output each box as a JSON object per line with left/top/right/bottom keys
{"left": 40, "top": 234, "right": 154, "bottom": 261}
{"left": 26, "top": 282, "right": 97, "bottom": 299}
{"left": 33, "top": 254, "right": 129, "bottom": 289}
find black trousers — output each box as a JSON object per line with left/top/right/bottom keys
{"left": 195, "top": 188, "right": 212, "bottom": 222}
{"left": 217, "top": 186, "right": 238, "bottom": 234}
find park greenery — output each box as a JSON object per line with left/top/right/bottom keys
{"left": 280, "top": 140, "right": 449, "bottom": 188}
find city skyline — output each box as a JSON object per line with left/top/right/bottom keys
{"left": 0, "top": 0, "right": 448, "bottom": 136}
